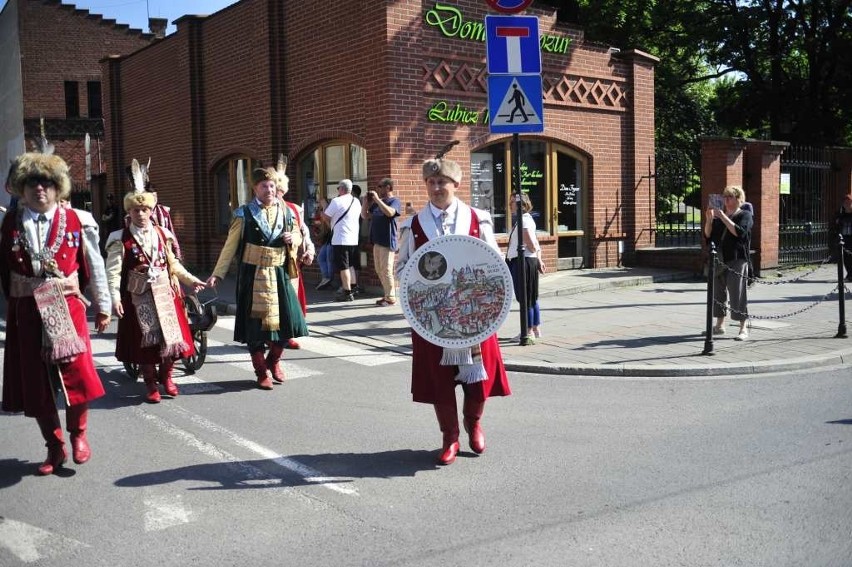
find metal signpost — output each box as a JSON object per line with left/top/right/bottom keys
{"left": 486, "top": 12, "right": 543, "bottom": 346}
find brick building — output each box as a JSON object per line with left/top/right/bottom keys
{"left": 0, "top": 0, "right": 157, "bottom": 210}
{"left": 101, "top": 0, "right": 657, "bottom": 276}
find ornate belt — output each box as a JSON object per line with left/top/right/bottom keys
{"left": 242, "top": 243, "right": 284, "bottom": 268}
{"left": 9, "top": 271, "right": 82, "bottom": 299}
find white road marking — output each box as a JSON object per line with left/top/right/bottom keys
{"left": 215, "top": 318, "right": 406, "bottom": 367}
{"left": 132, "top": 406, "right": 358, "bottom": 496}
{"left": 88, "top": 336, "right": 321, "bottom": 384}
{"left": 0, "top": 518, "right": 87, "bottom": 563}
{"left": 143, "top": 490, "right": 193, "bottom": 532}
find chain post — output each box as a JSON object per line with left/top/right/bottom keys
{"left": 837, "top": 234, "right": 847, "bottom": 338}
{"left": 702, "top": 242, "right": 716, "bottom": 355}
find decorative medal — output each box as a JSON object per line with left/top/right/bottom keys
{"left": 43, "top": 258, "right": 60, "bottom": 275}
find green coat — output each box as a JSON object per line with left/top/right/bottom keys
{"left": 233, "top": 202, "right": 308, "bottom": 344}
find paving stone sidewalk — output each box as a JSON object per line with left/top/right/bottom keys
{"left": 212, "top": 264, "right": 852, "bottom": 377}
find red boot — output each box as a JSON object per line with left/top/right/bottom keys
{"left": 141, "top": 364, "right": 161, "bottom": 403}
{"left": 36, "top": 414, "right": 67, "bottom": 475}
{"left": 463, "top": 397, "right": 486, "bottom": 454}
{"left": 266, "top": 342, "right": 286, "bottom": 384}
{"left": 250, "top": 350, "right": 273, "bottom": 390}
{"left": 159, "top": 359, "right": 179, "bottom": 397}
{"left": 66, "top": 403, "right": 91, "bottom": 464}
{"left": 434, "top": 403, "right": 460, "bottom": 465}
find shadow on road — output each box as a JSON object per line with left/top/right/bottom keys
{"left": 114, "top": 450, "right": 440, "bottom": 491}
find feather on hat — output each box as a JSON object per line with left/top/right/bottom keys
{"left": 275, "top": 154, "right": 289, "bottom": 195}
{"left": 123, "top": 158, "right": 157, "bottom": 211}
{"left": 422, "top": 140, "right": 462, "bottom": 183}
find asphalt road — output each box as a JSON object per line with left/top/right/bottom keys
{"left": 1, "top": 317, "right": 851, "bottom": 566}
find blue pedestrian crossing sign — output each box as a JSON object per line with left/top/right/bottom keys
{"left": 485, "top": 15, "right": 541, "bottom": 75}
{"left": 488, "top": 75, "right": 543, "bottom": 134}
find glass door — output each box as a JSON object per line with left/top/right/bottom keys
{"left": 554, "top": 147, "right": 586, "bottom": 263}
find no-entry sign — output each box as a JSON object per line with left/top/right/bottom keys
{"left": 485, "top": 0, "right": 535, "bottom": 14}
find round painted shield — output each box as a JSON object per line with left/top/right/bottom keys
{"left": 399, "top": 234, "right": 514, "bottom": 349}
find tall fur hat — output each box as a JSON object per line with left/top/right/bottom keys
{"left": 10, "top": 152, "right": 73, "bottom": 199}
{"left": 422, "top": 158, "right": 462, "bottom": 184}
{"left": 252, "top": 166, "right": 279, "bottom": 186}
{"left": 423, "top": 140, "right": 462, "bottom": 183}
{"left": 123, "top": 158, "right": 157, "bottom": 211}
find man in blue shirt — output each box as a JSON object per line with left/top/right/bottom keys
{"left": 362, "top": 177, "right": 401, "bottom": 306}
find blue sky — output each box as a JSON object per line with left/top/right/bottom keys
{"left": 2, "top": 0, "right": 237, "bottom": 35}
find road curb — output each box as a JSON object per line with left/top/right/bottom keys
{"left": 503, "top": 351, "right": 852, "bottom": 377}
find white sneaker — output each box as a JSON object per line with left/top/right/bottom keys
{"left": 532, "top": 327, "right": 542, "bottom": 338}
{"left": 510, "top": 333, "right": 534, "bottom": 342}
{"left": 734, "top": 331, "right": 748, "bottom": 341}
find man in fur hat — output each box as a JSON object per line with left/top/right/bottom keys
{"left": 0, "top": 151, "right": 112, "bottom": 476}
{"left": 395, "top": 156, "right": 511, "bottom": 466}
{"left": 206, "top": 166, "right": 308, "bottom": 390}
{"left": 122, "top": 160, "right": 182, "bottom": 260}
{"left": 105, "top": 182, "right": 207, "bottom": 403}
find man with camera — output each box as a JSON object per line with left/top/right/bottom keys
{"left": 361, "top": 178, "right": 401, "bottom": 306}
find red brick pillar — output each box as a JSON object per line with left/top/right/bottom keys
{"left": 700, "top": 137, "right": 746, "bottom": 202}
{"left": 744, "top": 140, "right": 789, "bottom": 270}
{"left": 100, "top": 54, "right": 125, "bottom": 203}
{"left": 832, "top": 147, "right": 852, "bottom": 201}
{"left": 622, "top": 49, "right": 658, "bottom": 261}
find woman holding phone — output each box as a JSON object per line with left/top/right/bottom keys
{"left": 704, "top": 185, "right": 753, "bottom": 341}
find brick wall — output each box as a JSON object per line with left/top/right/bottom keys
{"left": 104, "top": 0, "right": 656, "bottom": 274}
{"left": 17, "top": 0, "right": 153, "bottom": 198}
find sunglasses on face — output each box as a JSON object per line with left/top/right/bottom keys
{"left": 24, "top": 177, "right": 56, "bottom": 189}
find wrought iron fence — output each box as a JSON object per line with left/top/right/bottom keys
{"left": 653, "top": 147, "right": 702, "bottom": 247}
{"left": 779, "top": 146, "right": 834, "bottom": 265}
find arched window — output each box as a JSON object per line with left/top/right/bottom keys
{"left": 472, "top": 139, "right": 588, "bottom": 264}
{"left": 471, "top": 139, "right": 548, "bottom": 234}
{"left": 214, "top": 156, "right": 258, "bottom": 233}
{"left": 295, "top": 141, "right": 367, "bottom": 223}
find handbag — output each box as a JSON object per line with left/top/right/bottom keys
{"left": 127, "top": 269, "right": 150, "bottom": 295}
{"left": 505, "top": 222, "right": 518, "bottom": 266}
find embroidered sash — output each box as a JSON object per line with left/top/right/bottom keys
{"left": 130, "top": 270, "right": 187, "bottom": 357}
{"left": 251, "top": 266, "right": 280, "bottom": 330}
{"left": 31, "top": 278, "right": 87, "bottom": 363}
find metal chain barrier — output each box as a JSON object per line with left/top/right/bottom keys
{"left": 712, "top": 255, "right": 833, "bottom": 286}
{"left": 711, "top": 255, "right": 850, "bottom": 319}
{"left": 714, "top": 286, "right": 844, "bottom": 321}
{"left": 703, "top": 238, "right": 850, "bottom": 353}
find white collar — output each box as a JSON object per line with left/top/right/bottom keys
{"left": 26, "top": 204, "right": 58, "bottom": 222}
{"left": 130, "top": 223, "right": 154, "bottom": 236}
{"left": 428, "top": 199, "right": 458, "bottom": 219}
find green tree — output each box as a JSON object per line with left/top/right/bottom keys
{"left": 545, "top": 0, "right": 852, "bottom": 146}
{"left": 698, "top": 0, "right": 852, "bottom": 145}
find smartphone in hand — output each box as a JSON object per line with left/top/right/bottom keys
{"left": 708, "top": 194, "right": 724, "bottom": 210}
